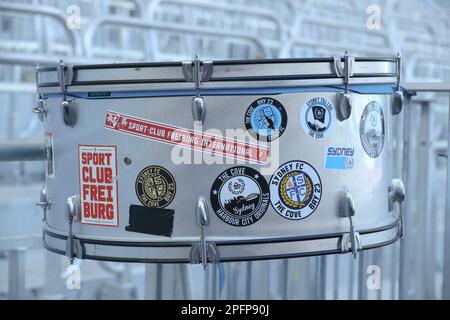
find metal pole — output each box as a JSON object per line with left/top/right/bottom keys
{"left": 316, "top": 256, "right": 327, "bottom": 300}
{"left": 399, "top": 96, "right": 412, "bottom": 299}
{"left": 156, "top": 264, "right": 163, "bottom": 300}
{"left": 0, "top": 142, "right": 46, "bottom": 161}
{"left": 245, "top": 262, "right": 252, "bottom": 300}
{"left": 8, "top": 248, "right": 26, "bottom": 300}
{"left": 443, "top": 92, "right": 450, "bottom": 299}
{"left": 357, "top": 251, "right": 366, "bottom": 300}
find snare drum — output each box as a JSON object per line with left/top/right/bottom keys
{"left": 35, "top": 55, "right": 405, "bottom": 264}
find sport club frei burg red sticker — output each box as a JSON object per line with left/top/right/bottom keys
{"left": 78, "top": 145, "right": 119, "bottom": 226}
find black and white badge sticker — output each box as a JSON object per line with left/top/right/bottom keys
{"left": 301, "top": 97, "right": 336, "bottom": 139}
{"left": 244, "top": 97, "right": 288, "bottom": 141}
{"left": 135, "top": 166, "right": 176, "bottom": 208}
{"left": 210, "top": 166, "right": 270, "bottom": 227}
{"left": 270, "top": 160, "right": 322, "bottom": 220}
{"left": 360, "top": 101, "right": 385, "bottom": 158}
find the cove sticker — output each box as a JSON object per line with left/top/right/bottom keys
{"left": 270, "top": 161, "right": 322, "bottom": 220}
{"left": 360, "top": 101, "right": 385, "bottom": 158}
{"left": 244, "top": 97, "right": 287, "bottom": 141}
{"left": 135, "top": 166, "right": 176, "bottom": 208}
{"left": 301, "top": 97, "right": 336, "bottom": 139}
{"left": 210, "top": 166, "right": 270, "bottom": 227}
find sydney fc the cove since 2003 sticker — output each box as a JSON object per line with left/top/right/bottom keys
{"left": 301, "top": 97, "right": 336, "bottom": 139}
{"left": 135, "top": 165, "right": 176, "bottom": 208}
{"left": 244, "top": 97, "right": 287, "bottom": 141}
{"left": 270, "top": 161, "right": 322, "bottom": 220}
{"left": 360, "top": 101, "right": 385, "bottom": 158}
{"left": 210, "top": 166, "right": 270, "bottom": 227}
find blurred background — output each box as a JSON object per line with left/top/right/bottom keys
{"left": 1, "top": 0, "right": 450, "bottom": 300}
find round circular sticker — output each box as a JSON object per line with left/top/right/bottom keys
{"left": 270, "top": 160, "right": 322, "bottom": 220}
{"left": 244, "top": 97, "right": 287, "bottom": 141}
{"left": 360, "top": 101, "right": 385, "bottom": 158}
{"left": 301, "top": 97, "right": 336, "bottom": 139}
{"left": 210, "top": 166, "right": 270, "bottom": 227}
{"left": 135, "top": 166, "right": 176, "bottom": 208}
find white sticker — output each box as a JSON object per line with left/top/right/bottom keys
{"left": 78, "top": 145, "right": 119, "bottom": 226}
{"left": 300, "top": 97, "right": 336, "bottom": 139}
{"left": 270, "top": 160, "right": 322, "bottom": 220}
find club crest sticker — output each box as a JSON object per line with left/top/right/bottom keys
{"left": 270, "top": 161, "right": 322, "bottom": 220}
{"left": 360, "top": 101, "right": 385, "bottom": 158}
{"left": 301, "top": 97, "right": 336, "bottom": 139}
{"left": 135, "top": 166, "right": 176, "bottom": 208}
{"left": 245, "top": 97, "right": 287, "bottom": 141}
{"left": 210, "top": 166, "right": 270, "bottom": 227}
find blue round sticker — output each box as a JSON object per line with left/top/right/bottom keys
{"left": 245, "top": 97, "right": 287, "bottom": 141}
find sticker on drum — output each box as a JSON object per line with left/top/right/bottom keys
{"left": 270, "top": 160, "right": 322, "bottom": 220}
{"left": 210, "top": 166, "right": 270, "bottom": 227}
{"left": 359, "top": 101, "right": 385, "bottom": 158}
{"left": 135, "top": 165, "right": 176, "bottom": 208}
{"left": 78, "top": 145, "right": 119, "bottom": 226}
{"left": 300, "top": 97, "right": 336, "bottom": 139}
{"left": 244, "top": 97, "right": 287, "bottom": 141}
{"left": 324, "top": 146, "right": 355, "bottom": 170}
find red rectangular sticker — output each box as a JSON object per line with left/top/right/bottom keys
{"left": 105, "top": 111, "right": 269, "bottom": 164}
{"left": 78, "top": 145, "right": 119, "bottom": 226}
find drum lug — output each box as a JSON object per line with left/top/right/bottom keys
{"left": 65, "top": 195, "right": 81, "bottom": 263}
{"left": 184, "top": 55, "right": 212, "bottom": 123}
{"left": 190, "top": 196, "right": 220, "bottom": 269}
{"left": 62, "top": 99, "right": 77, "bottom": 127}
{"left": 336, "top": 92, "right": 352, "bottom": 121}
{"left": 36, "top": 185, "right": 51, "bottom": 221}
{"left": 388, "top": 178, "right": 406, "bottom": 239}
{"left": 340, "top": 232, "right": 362, "bottom": 257}
{"left": 338, "top": 188, "right": 361, "bottom": 258}
{"left": 392, "top": 53, "right": 404, "bottom": 115}
{"left": 57, "top": 61, "right": 77, "bottom": 127}
{"left": 192, "top": 96, "right": 206, "bottom": 123}
{"left": 33, "top": 98, "right": 47, "bottom": 122}
{"left": 335, "top": 52, "right": 354, "bottom": 121}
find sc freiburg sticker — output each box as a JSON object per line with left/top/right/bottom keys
{"left": 301, "top": 97, "right": 335, "bottom": 139}
{"left": 210, "top": 166, "right": 270, "bottom": 227}
{"left": 245, "top": 97, "right": 287, "bottom": 141}
{"left": 360, "top": 101, "right": 385, "bottom": 158}
{"left": 270, "top": 161, "right": 322, "bottom": 220}
{"left": 135, "top": 166, "right": 176, "bottom": 208}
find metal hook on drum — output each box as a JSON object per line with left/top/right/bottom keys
{"left": 388, "top": 178, "right": 406, "bottom": 239}
{"left": 190, "top": 196, "right": 219, "bottom": 269}
{"left": 392, "top": 53, "right": 404, "bottom": 115}
{"left": 338, "top": 188, "right": 362, "bottom": 258}
{"left": 336, "top": 52, "right": 354, "bottom": 121}
{"left": 36, "top": 185, "right": 51, "bottom": 221}
{"left": 65, "top": 195, "right": 82, "bottom": 264}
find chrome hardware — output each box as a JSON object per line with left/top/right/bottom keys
{"left": 65, "top": 195, "right": 81, "bottom": 263}
{"left": 33, "top": 99, "right": 47, "bottom": 122}
{"left": 336, "top": 52, "right": 354, "bottom": 121}
{"left": 36, "top": 186, "right": 50, "bottom": 221}
{"left": 339, "top": 188, "right": 361, "bottom": 258}
{"left": 392, "top": 53, "right": 404, "bottom": 115}
{"left": 62, "top": 99, "right": 76, "bottom": 127}
{"left": 190, "top": 196, "right": 219, "bottom": 269}
{"left": 388, "top": 178, "right": 406, "bottom": 239}
{"left": 183, "top": 55, "right": 212, "bottom": 124}
{"left": 192, "top": 96, "right": 206, "bottom": 122}
{"left": 57, "top": 61, "right": 76, "bottom": 127}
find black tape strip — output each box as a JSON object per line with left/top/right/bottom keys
{"left": 125, "top": 205, "right": 174, "bottom": 237}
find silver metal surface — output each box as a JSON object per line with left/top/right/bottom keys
{"left": 37, "top": 57, "right": 401, "bottom": 264}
